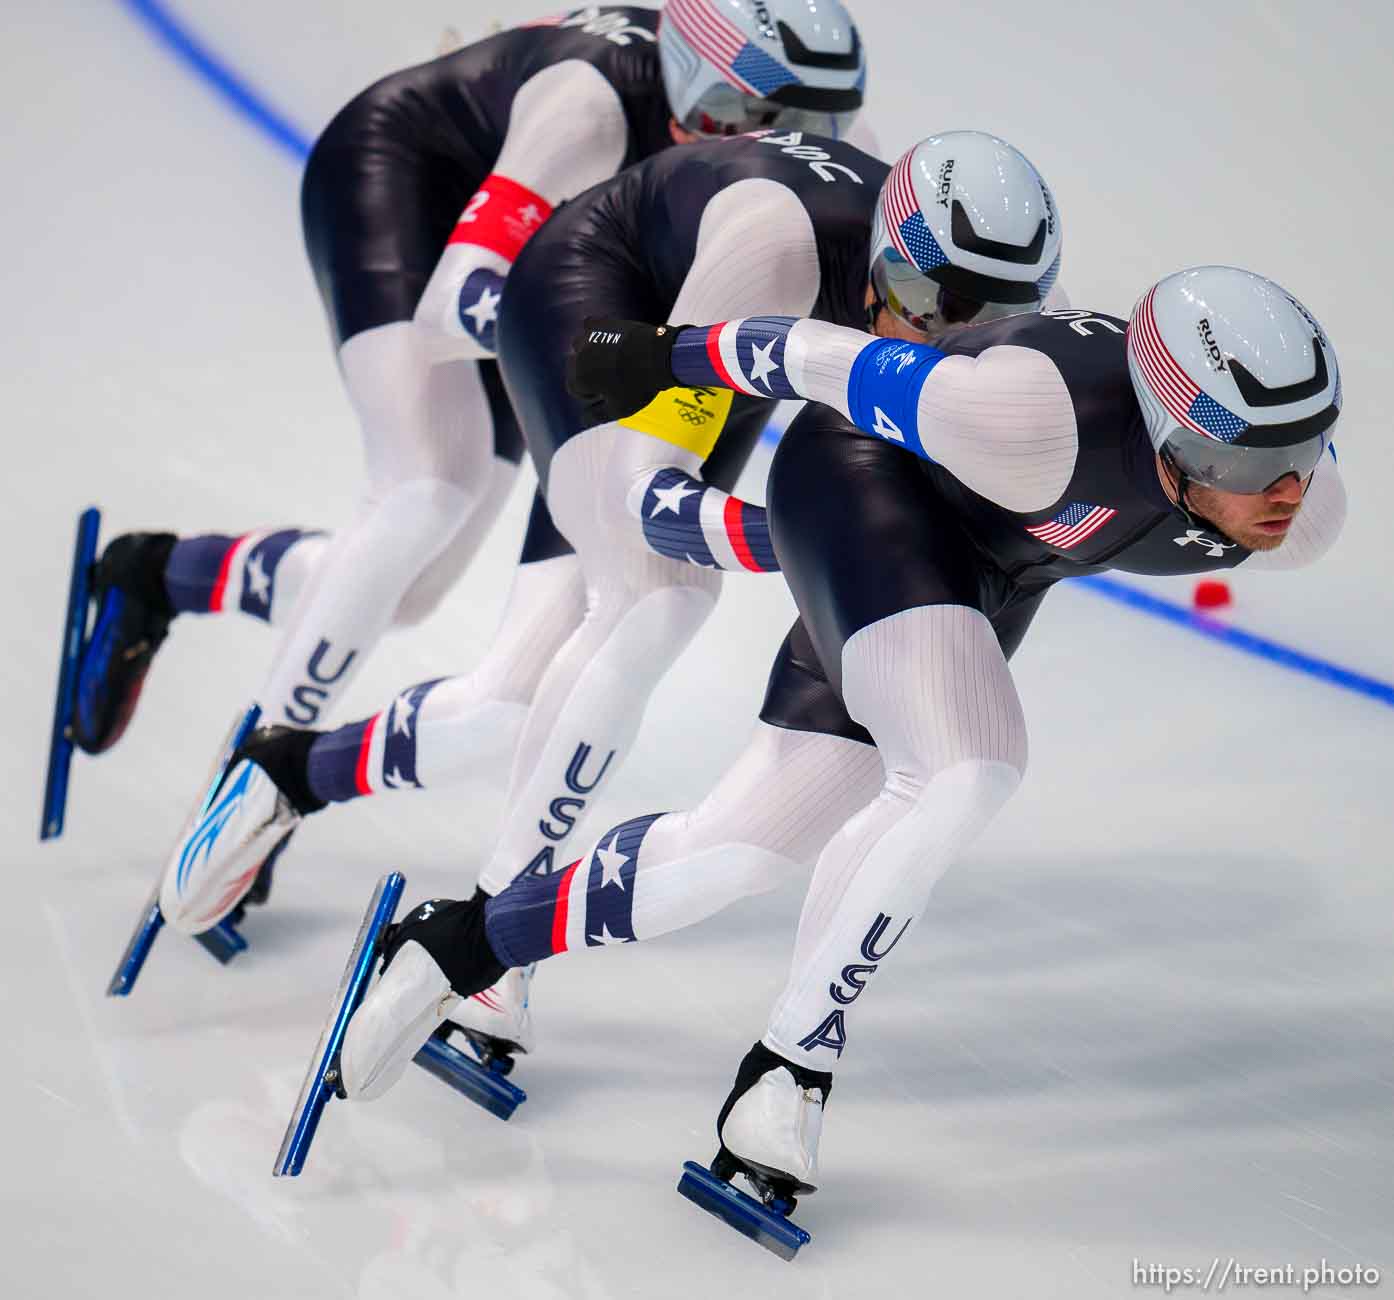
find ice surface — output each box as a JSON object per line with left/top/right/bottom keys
{"left": 3, "top": 2, "right": 1392, "bottom": 1297}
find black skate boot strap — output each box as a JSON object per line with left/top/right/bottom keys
{"left": 383, "top": 894, "right": 507, "bottom": 998}
{"left": 717, "top": 1041, "right": 833, "bottom": 1140}
{"left": 100, "top": 532, "right": 178, "bottom": 623}
{"left": 237, "top": 726, "right": 327, "bottom": 815}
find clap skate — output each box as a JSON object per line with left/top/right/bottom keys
{"left": 41, "top": 511, "right": 177, "bottom": 839}
{"left": 418, "top": 965, "right": 534, "bottom": 1117}
{"left": 677, "top": 1042, "right": 831, "bottom": 1260}
{"left": 275, "top": 879, "right": 526, "bottom": 1177}
{"left": 107, "top": 705, "right": 271, "bottom": 994}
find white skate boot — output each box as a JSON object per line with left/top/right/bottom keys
{"left": 675, "top": 1041, "right": 833, "bottom": 1258}
{"left": 158, "top": 726, "right": 317, "bottom": 935}
{"left": 446, "top": 965, "right": 536, "bottom": 1064}
{"left": 340, "top": 894, "right": 506, "bottom": 1101}
{"left": 717, "top": 1042, "right": 830, "bottom": 1195}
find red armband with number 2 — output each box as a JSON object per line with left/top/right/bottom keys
{"left": 447, "top": 174, "right": 554, "bottom": 262}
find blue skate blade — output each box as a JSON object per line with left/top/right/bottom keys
{"left": 41, "top": 507, "right": 101, "bottom": 841}
{"left": 193, "top": 918, "right": 249, "bottom": 964}
{"left": 273, "top": 872, "right": 406, "bottom": 1177}
{"left": 107, "top": 893, "right": 164, "bottom": 997}
{"left": 413, "top": 1035, "right": 527, "bottom": 1121}
{"left": 677, "top": 1161, "right": 811, "bottom": 1262}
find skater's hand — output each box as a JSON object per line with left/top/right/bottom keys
{"left": 567, "top": 316, "right": 688, "bottom": 423}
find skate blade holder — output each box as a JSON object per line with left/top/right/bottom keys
{"left": 41, "top": 507, "right": 101, "bottom": 841}
{"left": 106, "top": 704, "right": 263, "bottom": 996}
{"left": 413, "top": 1030, "right": 526, "bottom": 1121}
{"left": 274, "top": 872, "right": 407, "bottom": 1177}
{"left": 106, "top": 896, "right": 247, "bottom": 996}
{"left": 677, "top": 1159, "right": 812, "bottom": 1261}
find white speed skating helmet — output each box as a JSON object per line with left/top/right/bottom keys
{"left": 1127, "top": 266, "right": 1341, "bottom": 494}
{"left": 868, "top": 131, "right": 1061, "bottom": 337}
{"left": 660, "top": 0, "right": 864, "bottom": 138}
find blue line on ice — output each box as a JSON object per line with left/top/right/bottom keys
{"left": 120, "top": 0, "right": 313, "bottom": 161}
{"left": 116, "top": 0, "right": 1394, "bottom": 710}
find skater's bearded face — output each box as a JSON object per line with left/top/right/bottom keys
{"left": 1160, "top": 459, "right": 1309, "bottom": 552}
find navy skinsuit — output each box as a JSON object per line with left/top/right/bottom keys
{"left": 759, "top": 309, "right": 1262, "bottom": 743}
{"left": 499, "top": 131, "right": 888, "bottom": 560}
{"left": 297, "top": 8, "right": 672, "bottom": 473}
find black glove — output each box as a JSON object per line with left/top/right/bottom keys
{"left": 566, "top": 315, "right": 691, "bottom": 422}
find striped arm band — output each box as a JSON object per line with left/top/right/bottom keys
{"left": 636, "top": 467, "right": 778, "bottom": 573}
{"left": 671, "top": 316, "right": 804, "bottom": 399}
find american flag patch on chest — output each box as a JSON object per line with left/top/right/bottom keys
{"left": 1025, "top": 502, "right": 1117, "bottom": 549}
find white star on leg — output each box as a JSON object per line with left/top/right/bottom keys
{"left": 463, "top": 285, "right": 500, "bottom": 334}
{"left": 587, "top": 923, "right": 630, "bottom": 946}
{"left": 244, "top": 552, "right": 271, "bottom": 605}
{"left": 595, "top": 842, "right": 629, "bottom": 891}
{"left": 747, "top": 337, "right": 781, "bottom": 391}
{"left": 650, "top": 481, "right": 698, "bottom": 516}
{"left": 382, "top": 766, "right": 407, "bottom": 789}
{"left": 392, "top": 692, "right": 417, "bottom": 737}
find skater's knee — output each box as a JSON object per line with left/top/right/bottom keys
{"left": 582, "top": 579, "right": 719, "bottom": 693}
{"left": 367, "top": 478, "right": 478, "bottom": 555}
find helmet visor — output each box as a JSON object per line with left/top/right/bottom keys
{"left": 681, "top": 83, "right": 858, "bottom": 140}
{"left": 872, "top": 248, "right": 1044, "bottom": 335}
{"left": 1164, "top": 423, "right": 1331, "bottom": 495}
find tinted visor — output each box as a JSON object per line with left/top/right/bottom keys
{"left": 872, "top": 248, "right": 1044, "bottom": 336}
{"left": 681, "top": 83, "right": 858, "bottom": 140}
{"left": 1163, "top": 423, "right": 1332, "bottom": 495}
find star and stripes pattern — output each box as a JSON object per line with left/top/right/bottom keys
{"left": 663, "top": 0, "right": 801, "bottom": 97}
{"left": 304, "top": 678, "right": 445, "bottom": 802}
{"left": 881, "top": 147, "right": 948, "bottom": 274}
{"left": 1128, "top": 286, "right": 1249, "bottom": 443}
{"left": 671, "top": 315, "right": 801, "bottom": 400}
{"left": 163, "top": 528, "right": 322, "bottom": 620}
{"left": 1024, "top": 502, "right": 1117, "bottom": 550}
{"left": 640, "top": 467, "right": 778, "bottom": 572}
{"left": 234, "top": 529, "right": 319, "bottom": 619}
{"left": 484, "top": 813, "right": 665, "bottom": 966}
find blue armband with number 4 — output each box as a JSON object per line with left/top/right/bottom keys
{"left": 845, "top": 339, "right": 946, "bottom": 461}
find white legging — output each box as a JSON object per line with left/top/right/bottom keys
{"left": 249, "top": 324, "right": 512, "bottom": 726}
{"left": 518, "top": 604, "right": 1028, "bottom": 1073}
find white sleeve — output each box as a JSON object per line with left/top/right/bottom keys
{"left": 1239, "top": 448, "right": 1347, "bottom": 571}
{"left": 413, "top": 60, "right": 630, "bottom": 351}
{"left": 780, "top": 322, "right": 1079, "bottom": 513}
{"left": 668, "top": 178, "right": 822, "bottom": 324}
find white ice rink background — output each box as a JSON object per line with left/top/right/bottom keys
{"left": 4, "top": 2, "right": 1393, "bottom": 1296}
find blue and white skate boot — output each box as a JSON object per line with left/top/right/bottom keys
{"left": 341, "top": 892, "right": 527, "bottom": 1119}
{"left": 159, "top": 726, "right": 323, "bottom": 935}
{"left": 677, "top": 1042, "right": 831, "bottom": 1261}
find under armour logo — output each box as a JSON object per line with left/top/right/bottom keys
{"left": 1174, "top": 529, "right": 1236, "bottom": 558}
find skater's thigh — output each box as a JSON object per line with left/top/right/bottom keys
{"left": 767, "top": 406, "right": 1010, "bottom": 698}
{"left": 546, "top": 424, "right": 722, "bottom": 601}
